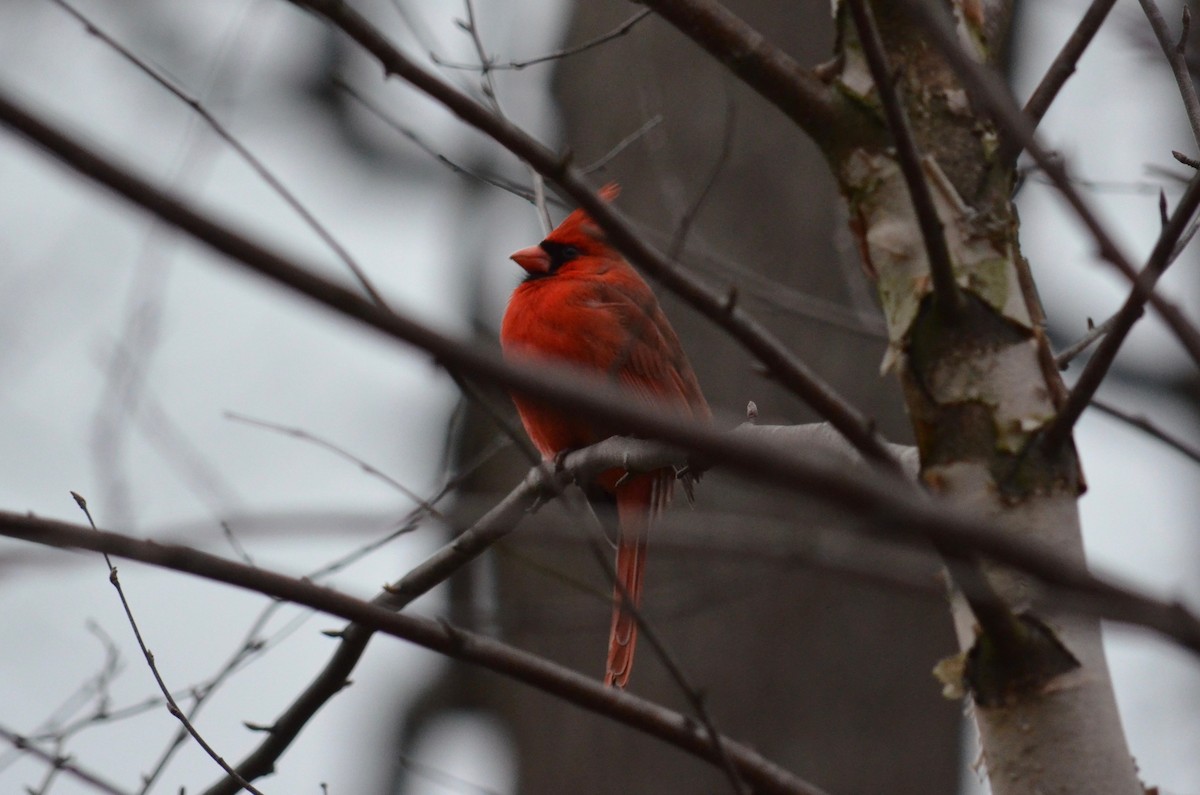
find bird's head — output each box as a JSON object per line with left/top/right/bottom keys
{"left": 510, "top": 183, "right": 620, "bottom": 278}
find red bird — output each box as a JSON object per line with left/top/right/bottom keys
{"left": 500, "top": 184, "right": 710, "bottom": 688}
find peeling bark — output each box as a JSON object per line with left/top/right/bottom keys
{"left": 830, "top": 3, "right": 1142, "bottom": 793}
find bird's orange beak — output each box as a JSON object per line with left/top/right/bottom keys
{"left": 510, "top": 245, "right": 551, "bottom": 274}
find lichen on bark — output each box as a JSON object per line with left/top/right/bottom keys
{"left": 826, "top": 3, "right": 1140, "bottom": 793}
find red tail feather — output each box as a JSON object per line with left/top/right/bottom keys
{"left": 605, "top": 474, "right": 668, "bottom": 688}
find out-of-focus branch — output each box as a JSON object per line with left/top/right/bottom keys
{"left": 1017, "top": 0, "right": 1119, "bottom": 159}
{"left": 0, "top": 82, "right": 1186, "bottom": 628}
{"left": 1138, "top": 0, "right": 1200, "bottom": 150}
{"left": 1043, "top": 168, "right": 1200, "bottom": 451}
{"left": 281, "top": 0, "right": 898, "bottom": 468}
{"left": 894, "top": 0, "right": 1200, "bottom": 371}
{"left": 434, "top": 8, "right": 653, "bottom": 71}
{"left": 636, "top": 0, "right": 852, "bottom": 142}
{"left": 1090, "top": 398, "right": 1200, "bottom": 466}
{"left": 0, "top": 514, "right": 828, "bottom": 795}
{"left": 0, "top": 724, "right": 131, "bottom": 795}
{"left": 3, "top": 85, "right": 1199, "bottom": 656}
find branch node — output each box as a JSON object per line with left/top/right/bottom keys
{"left": 722, "top": 284, "right": 739, "bottom": 315}
{"left": 1173, "top": 150, "right": 1200, "bottom": 169}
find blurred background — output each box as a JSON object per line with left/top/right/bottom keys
{"left": 0, "top": 1, "right": 1196, "bottom": 793}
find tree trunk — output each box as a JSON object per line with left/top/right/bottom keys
{"left": 831, "top": 3, "right": 1141, "bottom": 793}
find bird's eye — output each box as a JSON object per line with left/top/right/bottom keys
{"left": 540, "top": 242, "right": 581, "bottom": 273}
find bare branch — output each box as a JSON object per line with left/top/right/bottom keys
{"left": 846, "top": 0, "right": 964, "bottom": 322}
{"left": 286, "top": 0, "right": 900, "bottom": 467}
{"left": 667, "top": 93, "right": 736, "bottom": 260}
{"left": 224, "top": 411, "right": 442, "bottom": 513}
{"left": 639, "top": 0, "right": 852, "bottom": 141}
{"left": 5, "top": 83, "right": 1200, "bottom": 669}
{"left": 559, "top": 491, "right": 750, "bottom": 795}
{"left": 9, "top": 15, "right": 898, "bottom": 469}
{"left": 894, "top": 0, "right": 1200, "bottom": 371}
{"left": 0, "top": 82, "right": 1181, "bottom": 626}
{"left": 435, "top": 8, "right": 653, "bottom": 71}
{"left": 69, "top": 493, "right": 265, "bottom": 795}
{"left": 0, "top": 724, "right": 131, "bottom": 795}
{"left": 3, "top": 513, "right": 830, "bottom": 795}
{"left": 1138, "top": 0, "right": 1200, "bottom": 151}
{"left": 582, "top": 114, "right": 665, "bottom": 175}
{"left": 46, "top": 0, "right": 387, "bottom": 309}
{"left": 1089, "top": 398, "right": 1200, "bottom": 466}
{"left": 1043, "top": 168, "right": 1200, "bottom": 451}
{"left": 1054, "top": 315, "right": 1116, "bottom": 370}
{"left": 333, "top": 77, "right": 547, "bottom": 208}
{"left": 1019, "top": 0, "right": 1119, "bottom": 150}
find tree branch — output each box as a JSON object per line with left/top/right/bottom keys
{"left": 1042, "top": 168, "right": 1200, "bottom": 451}
{"left": 433, "top": 8, "right": 653, "bottom": 71}
{"left": 0, "top": 724, "right": 131, "bottom": 795}
{"left": 894, "top": 0, "right": 1200, "bottom": 371}
{"left": 846, "top": 0, "right": 964, "bottom": 322}
{"left": 1016, "top": 0, "right": 1119, "bottom": 159}
{"left": 1090, "top": 398, "right": 1200, "bottom": 466}
{"left": 281, "top": 0, "right": 898, "bottom": 468}
{"left": 638, "top": 0, "right": 852, "bottom": 143}
{"left": 1, "top": 84, "right": 1197, "bottom": 657}
{"left": 1138, "top": 0, "right": 1200, "bottom": 151}
{"left": 1, "top": 513, "right": 828, "bottom": 795}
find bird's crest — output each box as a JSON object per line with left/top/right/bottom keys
{"left": 551, "top": 182, "right": 620, "bottom": 244}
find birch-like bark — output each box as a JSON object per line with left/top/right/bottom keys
{"left": 831, "top": 2, "right": 1142, "bottom": 793}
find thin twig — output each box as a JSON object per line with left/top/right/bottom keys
{"left": 4, "top": 512, "right": 827, "bottom": 795}
{"left": 847, "top": 0, "right": 963, "bottom": 322}
{"left": 69, "top": 492, "right": 266, "bottom": 795}
{"left": 45, "top": 439, "right": 501, "bottom": 778}
{"left": 1054, "top": 315, "right": 1116, "bottom": 369}
{"left": 335, "top": 77, "right": 535, "bottom": 199}
{"left": 583, "top": 114, "right": 664, "bottom": 174}
{"left": 894, "top": 0, "right": 1200, "bottom": 370}
{"left": 455, "top": 0, "right": 552, "bottom": 233}
{"left": 565, "top": 493, "right": 751, "bottom": 795}
{"left": 1090, "top": 398, "right": 1200, "bottom": 466}
{"left": 0, "top": 724, "right": 132, "bottom": 795}
{"left": 1018, "top": 0, "right": 1119, "bottom": 156}
{"left": 1174, "top": 149, "right": 1200, "bottom": 168}
{"left": 1138, "top": 0, "right": 1200, "bottom": 151}
{"left": 224, "top": 411, "right": 441, "bottom": 513}
{"left": 14, "top": 621, "right": 123, "bottom": 751}
{"left": 46, "top": 0, "right": 386, "bottom": 309}
{"left": 1042, "top": 168, "right": 1200, "bottom": 451}
{"left": 668, "top": 92, "right": 736, "bottom": 261}
{"left": 435, "top": 9, "right": 653, "bottom": 71}
{"left": 285, "top": 0, "right": 900, "bottom": 468}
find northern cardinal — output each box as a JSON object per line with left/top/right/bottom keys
{"left": 500, "top": 184, "right": 710, "bottom": 688}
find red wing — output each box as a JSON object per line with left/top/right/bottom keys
{"left": 585, "top": 280, "right": 709, "bottom": 421}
